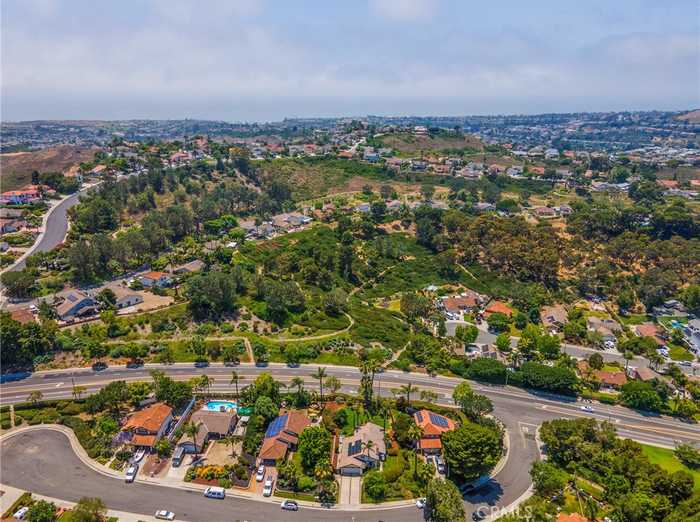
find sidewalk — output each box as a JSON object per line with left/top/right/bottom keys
{"left": 0, "top": 484, "right": 161, "bottom": 522}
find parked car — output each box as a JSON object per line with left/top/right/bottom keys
{"left": 280, "top": 500, "right": 299, "bottom": 511}
{"left": 263, "top": 476, "right": 274, "bottom": 497}
{"left": 155, "top": 510, "right": 176, "bottom": 520}
{"left": 125, "top": 464, "right": 139, "bottom": 482}
{"left": 13, "top": 507, "right": 29, "bottom": 520}
{"left": 435, "top": 456, "right": 446, "bottom": 474}
{"left": 204, "top": 486, "right": 226, "bottom": 499}
{"left": 256, "top": 465, "right": 265, "bottom": 482}
{"left": 415, "top": 498, "right": 426, "bottom": 509}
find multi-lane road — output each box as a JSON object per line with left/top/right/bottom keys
{"left": 2, "top": 363, "right": 699, "bottom": 521}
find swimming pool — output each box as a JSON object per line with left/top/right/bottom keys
{"left": 203, "top": 400, "right": 237, "bottom": 412}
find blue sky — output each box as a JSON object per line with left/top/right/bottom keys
{"left": 2, "top": 0, "right": 698, "bottom": 121}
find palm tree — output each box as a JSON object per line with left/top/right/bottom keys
{"left": 583, "top": 497, "right": 599, "bottom": 522}
{"left": 224, "top": 434, "right": 241, "bottom": 458}
{"left": 623, "top": 351, "right": 635, "bottom": 372}
{"left": 400, "top": 383, "right": 416, "bottom": 406}
{"left": 230, "top": 371, "right": 240, "bottom": 397}
{"left": 291, "top": 377, "right": 305, "bottom": 400}
{"left": 72, "top": 384, "right": 87, "bottom": 400}
{"left": 312, "top": 367, "right": 327, "bottom": 401}
{"left": 420, "top": 390, "right": 438, "bottom": 404}
{"left": 325, "top": 375, "right": 342, "bottom": 398}
{"left": 407, "top": 424, "right": 424, "bottom": 479}
{"left": 361, "top": 439, "right": 376, "bottom": 460}
{"left": 28, "top": 390, "right": 43, "bottom": 404}
{"left": 647, "top": 352, "right": 664, "bottom": 371}
{"left": 184, "top": 421, "right": 201, "bottom": 449}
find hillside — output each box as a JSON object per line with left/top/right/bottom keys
{"left": 675, "top": 109, "right": 700, "bottom": 123}
{"left": 0, "top": 145, "right": 100, "bottom": 191}
{"left": 376, "top": 131, "right": 483, "bottom": 156}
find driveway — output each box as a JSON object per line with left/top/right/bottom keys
{"left": 338, "top": 475, "right": 361, "bottom": 506}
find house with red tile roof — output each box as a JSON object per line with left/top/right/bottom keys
{"left": 10, "top": 308, "right": 36, "bottom": 325}
{"left": 123, "top": 402, "right": 173, "bottom": 449}
{"left": 413, "top": 409, "right": 456, "bottom": 455}
{"left": 484, "top": 301, "right": 514, "bottom": 318}
{"left": 138, "top": 271, "right": 173, "bottom": 288}
{"left": 556, "top": 513, "right": 587, "bottom": 522}
{"left": 258, "top": 411, "right": 310, "bottom": 464}
{"left": 634, "top": 323, "right": 667, "bottom": 346}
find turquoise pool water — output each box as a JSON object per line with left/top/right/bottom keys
{"left": 203, "top": 400, "right": 237, "bottom": 412}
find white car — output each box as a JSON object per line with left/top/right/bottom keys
{"left": 263, "top": 475, "right": 274, "bottom": 497}
{"left": 580, "top": 405, "right": 594, "bottom": 413}
{"left": 155, "top": 510, "right": 176, "bottom": 520}
{"left": 256, "top": 464, "right": 265, "bottom": 482}
{"left": 125, "top": 464, "right": 139, "bottom": 482}
{"left": 280, "top": 500, "right": 299, "bottom": 511}
{"left": 415, "top": 498, "right": 426, "bottom": 509}
{"left": 13, "top": 507, "right": 29, "bottom": 520}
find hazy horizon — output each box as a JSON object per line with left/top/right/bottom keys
{"left": 2, "top": 0, "right": 698, "bottom": 121}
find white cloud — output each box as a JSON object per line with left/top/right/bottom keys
{"left": 368, "top": 0, "right": 437, "bottom": 22}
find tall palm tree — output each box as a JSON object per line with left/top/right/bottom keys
{"left": 325, "top": 375, "right": 342, "bottom": 398}
{"left": 623, "top": 351, "right": 635, "bottom": 372}
{"left": 184, "top": 422, "right": 201, "bottom": 452}
{"left": 583, "top": 497, "right": 599, "bottom": 522}
{"left": 291, "top": 377, "right": 305, "bottom": 400}
{"left": 361, "top": 439, "right": 376, "bottom": 460}
{"left": 647, "top": 352, "right": 664, "bottom": 371}
{"left": 72, "top": 384, "right": 87, "bottom": 400}
{"left": 224, "top": 434, "right": 241, "bottom": 458}
{"left": 407, "top": 424, "right": 424, "bottom": 479}
{"left": 28, "top": 390, "right": 43, "bottom": 404}
{"left": 400, "top": 383, "right": 416, "bottom": 406}
{"left": 312, "top": 367, "right": 327, "bottom": 401}
{"left": 230, "top": 371, "right": 240, "bottom": 397}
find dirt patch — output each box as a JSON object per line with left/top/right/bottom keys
{"left": 142, "top": 455, "right": 171, "bottom": 478}
{"left": 331, "top": 176, "right": 420, "bottom": 195}
{"left": 0, "top": 145, "right": 100, "bottom": 191}
{"left": 377, "top": 132, "right": 483, "bottom": 155}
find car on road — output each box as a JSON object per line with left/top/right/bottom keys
{"left": 280, "top": 500, "right": 299, "bottom": 511}
{"left": 155, "top": 510, "right": 176, "bottom": 520}
{"left": 679, "top": 361, "right": 692, "bottom": 367}
{"left": 92, "top": 361, "right": 108, "bottom": 371}
{"left": 472, "top": 509, "right": 487, "bottom": 521}
{"left": 415, "top": 498, "right": 426, "bottom": 509}
{"left": 204, "top": 486, "right": 226, "bottom": 499}
{"left": 13, "top": 507, "right": 29, "bottom": 520}
{"left": 256, "top": 464, "right": 265, "bottom": 482}
{"left": 435, "top": 456, "right": 446, "bottom": 474}
{"left": 29, "top": 304, "right": 37, "bottom": 313}
{"left": 580, "top": 405, "right": 594, "bottom": 413}
{"left": 125, "top": 463, "right": 139, "bottom": 482}
{"left": 263, "top": 475, "right": 275, "bottom": 497}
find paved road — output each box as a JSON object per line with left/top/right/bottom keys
{"left": 1, "top": 363, "right": 698, "bottom": 521}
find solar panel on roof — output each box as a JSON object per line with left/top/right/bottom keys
{"left": 348, "top": 440, "right": 362, "bottom": 456}
{"left": 415, "top": 412, "right": 423, "bottom": 423}
{"left": 265, "top": 414, "right": 288, "bottom": 438}
{"left": 429, "top": 412, "right": 449, "bottom": 428}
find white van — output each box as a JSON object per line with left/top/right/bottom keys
{"left": 203, "top": 486, "right": 226, "bottom": 499}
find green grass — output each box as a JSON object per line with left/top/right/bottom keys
{"left": 618, "top": 314, "right": 650, "bottom": 326}
{"left": 668, "top": 345, "right": 695, "bottom": 362}
{"left": 640, "top": 444, "right": 700, "bottom": 490}
{"left": 348, "top": 302, "right": 409, "bottom": 351}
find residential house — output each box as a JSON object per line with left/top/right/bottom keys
{"left": 533, "top": 206, "right": 557, "bottom": 219}
{"left": 0, "top": 186, "right": 41, "bottom": 205}
{"left": 634, "top": 367, "right": 662, "bottom": 382}
{"left": 544, "top": 148, "right": 559, "bottom": 160}
{"left": 683, "top": 319, "right": 700, "bottom": 354}
{"left": 139, "top": 271, "right": 172, "bottom": 288}
{"left": 0, "top": 208, "right": 24, "bottom": 219}
{"left": 595, "top": 370, "right": 628, "bottom": 392}
{"left": 556, "top": 205, "right": 573, "bottom": 216}
{"left": 364, "top": 151, "right": 380, "bottom": 163}
{"left": 484, "top": 301, "right": 514, "bottom": 318}
{"left": 53, "top": 289, "right": 98, "bottom": 321}
{"left": 411, "top": 160, "right": 428, "bottom": 172}
{"left": 440, "top": 291, "right": 484, "bottom": 319}
{"left": 540, "top": 305, "right": 568, "bottom": 334}
{"left": 172, "top": 260, "right": 205, "bottom": 275}
{"left": 10, "top": 308, "right": 36, "bottom": 325}
{"left": 386, "top": 200, "right": 403, "bottom": 211}
{"left": 258, "top": 412, "right": 310, "bottom": 465}
{"left": 123, "top": 402, "right": 173, "bottom": 450}
{"left": 354, "top": 203, "right": 370, "bottom": 214}
{"left": 586, "top": 317, "right": 622, "bottom": 343}
{"left": 0, "top": 241, "right": 8, "bottom": 252}
{"left": 413, "top": 409, "right": 456, "bottom": 455}
{"left": 109, "top": 286, "right": 144, "bottom": 310}
{"left": 634, "top": 323, "right": 667, "bottom": 347}
{"left": 473, "top": 202, "right": 495, "bottom": 212}
{"left": 335, "top": 423, "right": 387, "bottom": 476}
{"left": 0, "top": 218, "right": 27, "bottom": 234}
{"left": 179, "top": 410, "right": 237, "bottom": 453}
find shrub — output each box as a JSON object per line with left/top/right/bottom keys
{"left": 219, "top": 478, "right": 232, "bottom": 489}
{"left": 297, "top": 475, "right": 316, "bottom": 492}
{"left": 466, "top": 357, "right": 507, "bottom": 384}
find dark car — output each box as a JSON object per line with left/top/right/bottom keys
{"left": 92, "top": 362, "right": 108, "bottom": 371}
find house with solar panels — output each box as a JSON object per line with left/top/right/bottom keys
{"left": 335, "top": 423, "right": 387, "bottom": 476}
{"left": 258, "top": 411, "right": 310, "bottom": 465}
{"left": 413, "top": 409, "right": 456, "bottom": 455}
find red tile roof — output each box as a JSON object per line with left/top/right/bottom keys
{"left": 124, "top": 403, "right": 172, "bottom": 433}
{"left": 259, "top": 437, "right": 289, "bottom": 461}
{"left": 131, "top": 434, "right": 157, "bottom": 447}
{"left": 413, "top": 409, "right": 455, "bottom": 436}
{"left": 594, "top": 370, "right": 627, "bottom": 387}
{"left": 485, "top": 301, "right": 513, "bottom": 317}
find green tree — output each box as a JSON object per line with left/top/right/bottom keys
{"left": 486, "top": 312, "right": 510, "bottom": 333}
{"left": 530, "top": 460, "right": 569, "bottom": 497}
{"left": 127, "top": 381, "right": 153, "bottom": 406}
{"left": 452, "top": 382, "right": 493, "bottom": 421}
{"left": 1, "top": 270, "right": 36, "bottom": 298}
{"left": 71, "top": 497, "right": 108, "bottom": 522}
{"left": 495, "top": 332, "right": 511, "bottom": 352}
{"left": 185, "top": 271, "right": 238, "bottom": 320}
{"left": 312, "top": 367, "right": 327, "bottom": 401}
{"left": 442, "top": 423, "right": 502, "bottom": 482}
{"left": 254, "top": 395, "right": 279, "bottom": 421}
{"left": 620, "top": 381, "right": 663, "bottom": 412}
{"left": 455, "top": 324, "right": 479, "bottom": 345}
{"left": 363, "top": 470, "right": 387, "bottom": 501}
{"left": 298, "top": 426, "right": 332, "bottom": 473}
{"left": 28, "top": 390, "right": 43, "bottom": 404}
{"left": 588, "top": 352, "right": 604, "bottom": 370}
{"left": 26, "top": 500, "right": 56, "bottom": 522}
{"left": 425, "top": 478, "right": 466, "bottom": 522}
{"left": 229, "top": 370, "right": 240, "bottom": 396}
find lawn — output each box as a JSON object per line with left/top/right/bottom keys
{"left": 618, "top": 314, "right": 650, "bottom": 326}
{"left": 640, "top": 444, "right": 700, "bottom": 490}
{"left": 668, "top": 345, "right": 695, "bottom": 362}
